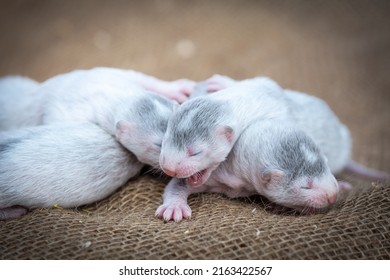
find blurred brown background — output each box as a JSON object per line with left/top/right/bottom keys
{"left": 0, "top": 0, "right": 389, "bottom": 173}
{"left": 0, "top": 0, "right": 389, "bottom": 260}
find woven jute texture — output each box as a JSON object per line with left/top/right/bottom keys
{"left": 0, "top": 0, "right": 389, "bottom": 259}
{"left": 1, "top": 176, "right": 389, "bottom": 259}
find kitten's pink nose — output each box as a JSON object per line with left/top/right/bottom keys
{"left": 327, "top": 194, "right": 337, "bottom": 204}
{"left": 163, "top": 168, "right": 176, "bottom": 177}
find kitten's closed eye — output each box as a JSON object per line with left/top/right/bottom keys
{"left": 190, "top": 151, "right": 202, "bottom": 157}
{"left": 187, "top": 146, "right": 202, "bottom": 157}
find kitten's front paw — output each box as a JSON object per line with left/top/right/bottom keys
{"left": 171, "top": 79, "right": 197, "bottom": 96}
{"left": 205, "top": 74, "right": 235, "bottom": 92}
{"left": 156, "top": 79, "right": 196, "bottom": 103}
{"left": 155, "top": 201, "right": 192, "bottom": 223}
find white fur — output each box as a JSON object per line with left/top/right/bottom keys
{"left": 39, "top": 68, "right": 147, "bottom": 134}
{"left": 0, "top": 123, "right": 143, "bottom": 209}
{"left": 0, "top": 76, "right": 42, "bottom": 130}
{"left": 0, "top": 68, "right": 190, "bottom": 219}
{"left": 0, "top": 67, "right": 191, "bottom": 131}
{"left": 1, "top": 68, "right": 180, "bottom": 167}
{"left": 301, "top": 144, "right": 320, "bottom": 165}
{"left": 284, "top": 89, "right": 351, "bottom": 173}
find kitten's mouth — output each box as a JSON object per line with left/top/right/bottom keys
{"left": 187, "top": 169, "right": 209, "bottom": 187}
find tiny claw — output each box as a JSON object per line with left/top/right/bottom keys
{"left": 155, "top": 205, "right": 167, "bottom": 218}
{"left": 163, "top": 208, "right": 174, "bottom": 221}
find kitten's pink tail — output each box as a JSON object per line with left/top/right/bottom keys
{"left": 344, "top": 161, "right": 390, "bottom": 182}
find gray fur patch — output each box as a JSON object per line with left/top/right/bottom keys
{"left": 133, "top": 96, "right": 172, "bottom": 133}
{"left": 148, "top": 91, "right": 175, "bottom": 108}
{"left": 275, "top": 132, "right": 326, "bottom": 180}
{"left": 169, "top": 98, "right": 226, "bottom": 148}
{"left": 0, "top": 138, "right": 23, "bottom": 154}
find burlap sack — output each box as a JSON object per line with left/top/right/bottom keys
{"left": 0, "top": 0, "right": 389, "bottom": 259}
{"left": 1, "top": 175, "right": 389, "bottom": 259}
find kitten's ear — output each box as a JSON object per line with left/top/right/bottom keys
{"left": 115, "top": 120, "right": 135, "bottom": 141}
{"left": 215, "top": 126, "right": 234, "bottom": 144}
{"left": 261, "top": 169, "right": 285, "bottom": 187}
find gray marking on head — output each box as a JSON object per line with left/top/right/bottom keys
{"left": 275, "top": 132, "right": 326, "bottom": 180}
{"left": 133, "top": 95, "right": 173, "bottom": 133}
{"left": 0, "top": 138, "right": 24, "bottom": 154}
{"left": 147, "top": 91, "right": 176, "bottom": 108}
{"left": 169, "top": 98, "right": 226, "bottom": 148}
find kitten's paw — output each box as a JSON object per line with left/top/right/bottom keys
{"left": 155, "top": 201, "right": 192, "bottom": 223}
{"left": 159, "top": 79, "right": 196, "bottom": 103}
{"left": 205, "top": 74, "right": 236, "bottom": 92}
{"left": 171, "top": 79, "right": 197, "bottom": 96}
